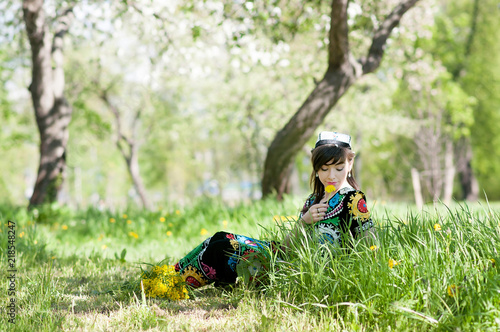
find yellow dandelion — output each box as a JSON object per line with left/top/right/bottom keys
{"left": 370, "top": 245, "right": 378, "bottom": 251}
{"left": 101, "top": 245, "right": 108, "bottom": 250}
{"left": 141, "top": 265, "right": 189, "bottom": 300}
{"left": 127, "top": 220, "right": 132, "bottom": 224}
{"left": 325, "top": 184, "right": 336, "bottom": 193}
{"left": 34, "top": 240, "right": 38, "bottom": 245}
{"left": 447, "top": 285, "right": 458, "bottom": 297}
{"left": 61, "top": 225, "right": 68, "bottom": 230}
{"left": 222, "top": 220, "right": 228, "bottom": 228}
{"left": 166, "top": 231, "right": 173, "bottom": 237}
{"left": 109, "top": 218, "right": 116, "bottom": 223}
{"left": 51, "top": 256, "right": 56, "bottom": 260}
{"left": 19, "top": 232, "right": 25, "bottom": 238}
{"left": 200, "top": 228, "right": 209, "bottom": 236}
{"left": 434, "top": 224, "right": 442, "bottom": 231}
{"left": 128, "top": 231, "right": 139, "bottom": 239}
{"left": 175, "top": 210, "right": 181, "bottom": 215}
{"left": 389, "top": 259, "right": 398, "bottom": 269}
{"left": 122, "top": 214, "right": 128, "bottom": 219}
{"left": 491, "top": 258, "right": 496, "bottom": 267}
{"left": 159, "top": 217, "right": 166, "bottom": 222}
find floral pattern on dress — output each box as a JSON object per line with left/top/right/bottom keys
{"left": 175, "top": 231, "right": 275, "bottom": 288}
{"left": 303, "top": 187, "right": 374, "bottom": 248}
{"left": 347, "top": 192, "right": 370, "bottom": 222}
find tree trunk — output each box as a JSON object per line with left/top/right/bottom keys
{"left": 23, "top": 0, "right": 73, "bottom": 207}
{"left": 411, "top": 168, "right": 423, "bottom": 209}
{"left": 443, "top": 139, "right": 455, "bottom": 205}
{"left": 456, "top": 137, "right": 479, "bottom": 201}
{"left": 127, "top": 148, "right": 151, "bottom": 210}
{"left": 262, "top": 67, "right": 356, "bottom": 199}
{"left": 100, "top": 91, "right": 151, "bottom": 210}
{"left": 452, "top": 0, "right": 480, "bottom": 202}
{"left": 261, "top": 0, "right": 419, "bottom": 198}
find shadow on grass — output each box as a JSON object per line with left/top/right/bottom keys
{"left": 52, "top": 256, "right": 242, "bottom": 318}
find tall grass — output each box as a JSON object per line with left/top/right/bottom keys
{"left": 0, "top": 198, "right": 499, "bottom": 331}
{"left": 264, "top": 202, "right": 500, "bottom": 330}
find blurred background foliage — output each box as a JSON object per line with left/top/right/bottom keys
{"left": 1, "top": 0, "right": 499, "bottom": 209}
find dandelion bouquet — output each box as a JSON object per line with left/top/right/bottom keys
{"left": 140, "top": 264, "right": 189, "bottom": 300}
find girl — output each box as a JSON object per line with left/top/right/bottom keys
{"left": 152, "top": 131, "right": 375, "bottom": 293}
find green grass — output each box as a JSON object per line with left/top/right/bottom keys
{"left": 0, "top": 197, "right": 499, "bottom": 331}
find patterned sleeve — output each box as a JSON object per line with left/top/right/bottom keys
{"left": 346, "top": 191, "right": 374, "bottom": 235}
{"left": 299, "top": 194, "right": 315, "bottom": 219}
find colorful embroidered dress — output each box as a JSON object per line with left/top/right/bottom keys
{"left": 174, "top": 231, "right": 274, "bottom": 287}
{"left": 174, "top": 187, "right": 374, "bottom": 288}
{"left": 301, "top": 187, "right": 374, "bottom": 248}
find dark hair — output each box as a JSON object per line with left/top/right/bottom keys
{"left": 303, "top": 144, "right": 359, "bottom": 213}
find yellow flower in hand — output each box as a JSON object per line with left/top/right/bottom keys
{"left": 325, "top": 185, "right": 336, "bottom": 193}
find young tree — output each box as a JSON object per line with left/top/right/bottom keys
{"left": 22, "top": 0, "right": 74, "bottom": 207}
{"left": 99, "top": 83, "right": 152, "bottom": 210}
{"left": 393, "top": 58, "right": 474, "bottom": 204}
{"left": 261, "top": 0, "right": 419, "bottom": 199}
{"left": 431, "top": 0, "right": 481, "bottom": 201}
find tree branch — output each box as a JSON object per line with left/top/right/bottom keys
{"left": 361, "top": 0, "right": 420, "bottom": 74}
{"left": 52, "top": 7, "right": 74, "bottom": 99}
{"left": 328, "top": 0, "right": 350, "bottom": 69}
{"left": 23, "top": 0, "right": 54, "bottom": 118}
{"left": 452, "top": 0, "right": 479, "bottom": 79}
{"left": 53, "top": 8, "right": 73, "bottom": 41}
{"left": 464, "top": 0, "right": 479, "bottom": 59}
{"left": 125, "top": 0, "right": 173, "bottom": 44}
{"left": 100, "top": 91, "right": 133, "bottom": 160}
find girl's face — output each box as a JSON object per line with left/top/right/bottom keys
{"left": 317, "top": 158, "right": 352, "bottom": 192}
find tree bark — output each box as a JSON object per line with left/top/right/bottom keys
{"left": 261, "top": 0, "right": 419, "bottom": 199}
{"left": 23, "top": 0, "right": 73, "bottom": 207}
{"left": 451, "top": 0, "right": 480, "bottom": 201}
{"left": 443, "top": 139, "right": 455, "bottom": 204}
{"left": 411, "top": 168, "right": 423, "bottom": 209}
{"left": 100, "top": 92, "right": 152, "bottom": 210}
{"left": 455, "top": 137, "right": 479, "bottom": 201}
{"left": 127, "top": 143, "right": 151, "bottom": 210}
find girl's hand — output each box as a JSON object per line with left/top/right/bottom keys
{"left": 302, "top": 203, "right": 329, "bottom": 224}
